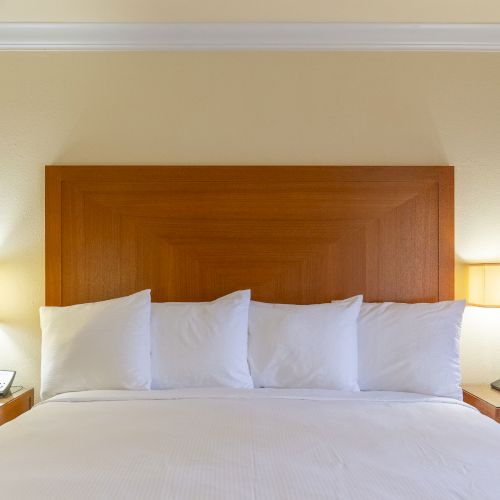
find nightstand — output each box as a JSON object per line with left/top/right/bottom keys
{"left": 0, "top": 388, "right": 34, "bottom": 426}
{"left": 463, "top": 385, "right": 500, "bottom": 423}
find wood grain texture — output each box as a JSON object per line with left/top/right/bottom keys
{"left": 45, "top": 166, "right": 454, "bottom": 306}
{"left": 463, "top": 385, "right": 500, "bottom": 423}
{"left": 0, "top": 388, "right": 34, "bottom": 426}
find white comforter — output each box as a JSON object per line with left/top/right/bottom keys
{"left": 1, "top": 388, "right": 499, "bottom": 500}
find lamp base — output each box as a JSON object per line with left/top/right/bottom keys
{"left": 491, "top": 379, "right": 500, "bottom": 391}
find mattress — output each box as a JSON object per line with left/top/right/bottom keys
{"left": 1, "top": 388, "right": 499, "bottom": 499}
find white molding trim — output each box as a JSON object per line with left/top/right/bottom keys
{"left": 1, "top": 23, "right": 500, "bottom": 51}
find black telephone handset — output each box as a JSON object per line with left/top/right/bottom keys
{"left": 0, "top": 371, "right": 16, "bottom": 397}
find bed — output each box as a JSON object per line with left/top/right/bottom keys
{"left": 1, "top": 165, "right": 499, "bottom": 500}
{"left": 2, "top": 389, "right": 500, "bottom": 499}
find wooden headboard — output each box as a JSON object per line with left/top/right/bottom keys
{"left": 45, "top": 166, "right": 453, "bottom": 306}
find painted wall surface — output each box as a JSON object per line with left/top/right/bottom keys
{"left": 2, "top": 1, "right": 500, "bottom": 22}
{"left": 0, "top": 52, "right": 499, "bottom": 398}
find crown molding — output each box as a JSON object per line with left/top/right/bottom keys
{"left": 1, "top": 23, "right": 500, "bottom": 51}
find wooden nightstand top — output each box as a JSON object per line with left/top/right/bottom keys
{"left": 463, "top": 385, "right": 500, "bottom": 408}
{"left": 463, "top": 384, "right": 500, "bottom": 423}
{"left": 0, "top": 387, "right": 33, "bottom": 407}
{"left": 0, "top": 387, "right": 35, "bottom": 426}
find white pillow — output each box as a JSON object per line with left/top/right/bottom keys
{"left": 248, "top": 296, "right": 363, "bottom": 390}
{"left": 356, "top": 300, "right": 466, "bottom": 399}
{"left": 40, "top": 290, "right": 152, "bottom": 400}
{"left": 151, "top": 290, "right": 253, "bottom": 389}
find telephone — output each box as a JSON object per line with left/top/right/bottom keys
{"left": 491, "top": 378, "right": 500, "bottom": 392}
{"left": 0, "top": 370, "right": 16, "bottom": 397}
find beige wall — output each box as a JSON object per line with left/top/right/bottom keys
{"left": 2, "top": 0, "right": 500, "bottom": 22}
{"left": 1, "top": 51, "right": 500, "bottom": 398}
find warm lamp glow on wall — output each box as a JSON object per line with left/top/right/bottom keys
{"left": 467, "top": 264, "right": 500, "bottom": 391}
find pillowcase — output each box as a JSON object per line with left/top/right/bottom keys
{"left": 355, "top": 300, "right": 466, "bottom": 399}
{"left": 40, "top": 290, "right": 152, "bottom": 400}
{"left": 248, "top": 296, "right": 363, "bottom": 390}
{"left": 151, "top": 290, "right": 253, "bottom": 389}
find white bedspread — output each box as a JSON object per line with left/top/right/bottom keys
{"left": 1, "top": 388, "right": 499, "bottom": 499}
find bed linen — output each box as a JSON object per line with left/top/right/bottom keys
{"left": 151, "top": 290, "right": 253, "bottom": 389}
{"left": 1, "top": 388, "right": 499, "bottom": 500}
{"left": 249, "top": 296, "right": 362, "bottom": 390}
{"left": 355, "top": 300, "right": 466, "bottom": 399}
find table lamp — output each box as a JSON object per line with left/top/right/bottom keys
{"left": 467, "top": 263, "right": 500, "bottom": 391}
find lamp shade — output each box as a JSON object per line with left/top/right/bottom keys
{"left": 468, "top": 264, "right": 500, "bottom": 307}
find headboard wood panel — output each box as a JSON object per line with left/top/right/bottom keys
{"left": 45, "top": 166, "right": 454, "bottom": 306}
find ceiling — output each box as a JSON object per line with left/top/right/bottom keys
{"left": 1, "top": 0, "right": 500, "bottom": 23}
